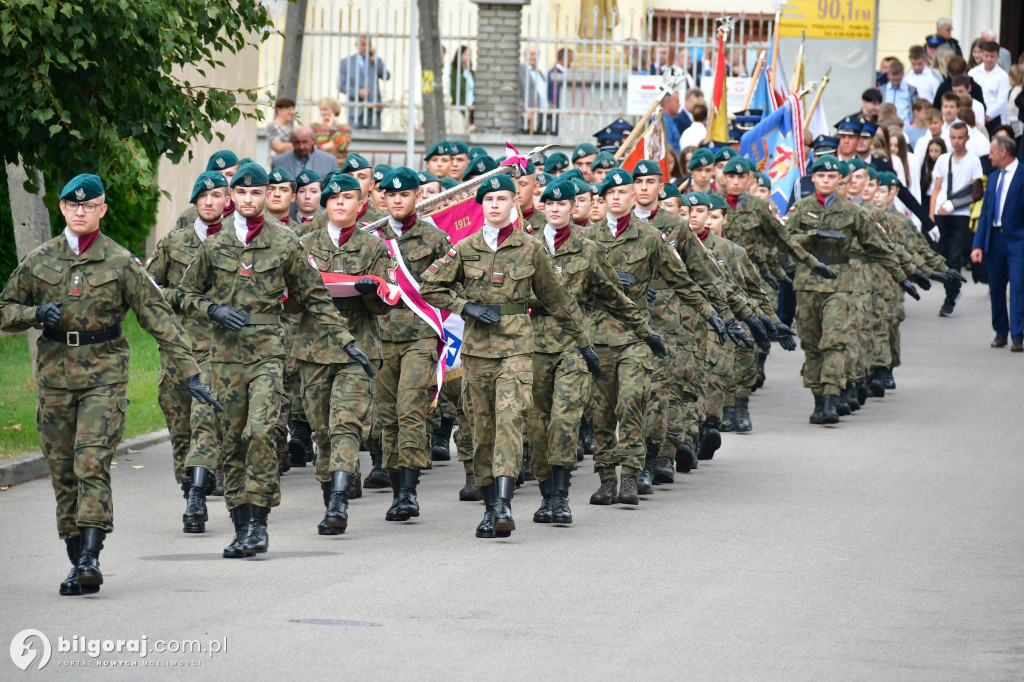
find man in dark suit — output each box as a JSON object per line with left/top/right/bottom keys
{"left": 972, "top": 135, "right": 1024, "bottom": 350}
{"left": 338, "top": 36, "right": 390, "bottom": 129}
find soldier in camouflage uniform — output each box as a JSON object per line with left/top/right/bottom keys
{"left": 179, "top": 163, "right": 371, "bottom": 558}
{"left": 1, "top": 173, "right": 218, "bottom": 595}
{"left": 174, "top": 150, "right": 241, "bottom": 232}
{"left": 147, "top": 172, "right": 228, "bottom": 531}
{"left": 421, "top": 173, "right": 599, "bottom": 538}
{"left": 516, "top": 160, "right": 546, "bottom": 231}
{"left": 295, "top": 154, "right": 387, "bottom": 238}
{"left": 528, "top": 178, "right": 664, "bottom": 525}
{"left": 292, "top": 174, "right": 390, "bottom": 535}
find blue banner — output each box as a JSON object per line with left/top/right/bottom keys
{"left": 739, "top": 97, "right": 804, "bottom": 214}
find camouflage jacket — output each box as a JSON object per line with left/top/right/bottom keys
{"left": 1, "top": 233, "right": 200, "bottom": 389}
{"left": 291, "top": 225, "right": 391, "bottom": 364}
{"left": 376, "top": 216, "right": 451, "bottom": 342}
{"left": 145, "top": 221, "right": 213, "bottom": 353}
{"left": 523, "top": 208, "right": 546, "bottom": 232}
{"left": 295, "top": 204, "right": 387, "bottom": 238}
{"left": 704, "top": 232, "right": 777, "bottom": 322}
{"left": 735, "top": 193, "right": 822, "bottom": 272}
{"left": 420, "top": 227, "right": 590, "bottom": 358}
{"left": 725, "top": 194, "right": 788, "bottom": 281}
{"left": 530, "top": 226, "right": 652, "bottom": 354}
{"left": 852, "top": 204, "right": 919, "bottom": 274}
{"left": 887, "top": 210, "right": 947, "bottom": 273}
{"left": 178, "top": 218, "right": 355, "bottom": 364}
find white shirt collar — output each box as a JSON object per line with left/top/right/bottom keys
{"left": 387, "top": 216, "right": 404, "bottom": 237}
{"left": 482, "top": 223, "right": 500, "bottom": 251}
{"left": 193, "top": 217, "right": 213, "bottom": 242}
{"left": 233, "top": 212, "right": 248, "bottom": 245}
{"left": 63, "top": 227, "right": 80, "bottom": 255}
{"left": 327, "top": 223, "right": 342, "bottom": 248}
{"left": 543, "top": 223, "right": 558, "bottom": 254}
{"left": 634, "top": 207, "right": 653, "bottom": 221}
{"left": 607, "top": 214, "right": 621, "bottom": 237}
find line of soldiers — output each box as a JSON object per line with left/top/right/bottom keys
{"left": 3, "top": 127, "right": 959, "bottom": 595}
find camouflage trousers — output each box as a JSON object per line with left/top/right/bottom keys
{"left": 425, "top": 375, "right": 473, "bottom": 464}
{"left": 844, "top": 262, "right": 871, "bottom": 384}
{"left": 592, "top": 343, "right": 652, "bottom": 477}
{"left": 675, "top": 309, "right": 709, "bottom": 450}
{"left": 275, "top": 317, "right": 303, "bottom": 456}
{"left": 196, "top": 358, "right": 284, "bottom": 511}
{"left": 377, "top": 338, "right": 438, "bottom": 471}
{"left": 710, "top": 342, "right": 758, "bottom": 410}
{"left": 528, "top": 349, "right": 591, "bottom": 481}
{"left": 796, "top": 290, "right": 850, "bottom": 396}
{"left": 38, "top": 382, "right": 127, "bottom": 538}
{"left": 867, "top": 264, "right": 897, "bottom": 371}
{"left": 461, "top": 353, "right": 533, "bottom": 487}
{"left": 645, "top": 291, "right": 682, "bottom": 454}
{"left": 298, "top": 360, "right": 373, "bottom": 483}
{"left": 158, "top": 350, "right": 211, "bottom": 485}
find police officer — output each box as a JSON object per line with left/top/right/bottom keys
{"left": 1, "top": 174, "right": 219, "bottom": 594}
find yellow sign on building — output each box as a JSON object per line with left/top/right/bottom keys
{"left": 779, "top": 0, "right": 874, "bottom": 40}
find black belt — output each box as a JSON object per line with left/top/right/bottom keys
{"left": 482, "top": 303, "right": 529, "bottom": 316}
{"left": 816, "top": 254, "right": 850, "bottom": 265}
{"left": 530, "top": 307, "right": 550, "bottom": 316}
{"left": 43, "top": 324, "right": 122, "bottom": 347}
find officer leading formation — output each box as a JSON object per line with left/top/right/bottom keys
{"left": 3, "top": 117, "right": 955, "bottom": 595}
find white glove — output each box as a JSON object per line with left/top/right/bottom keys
{"left": 927, "top": 226, "right": 940, "bottom": 242}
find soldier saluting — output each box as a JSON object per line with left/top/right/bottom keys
{"left": 0, "top": 174, "right": 219, "bottom": 595}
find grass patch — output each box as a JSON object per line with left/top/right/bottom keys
{"left": 0, "top": 311, "right": 167, "bottom": 459}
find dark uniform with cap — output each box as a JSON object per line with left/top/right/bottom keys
{"left": 1, "top": 174, "right": 215, "bottom": 594}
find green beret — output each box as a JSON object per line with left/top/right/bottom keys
{"left": 190, "top": 171, "right": 228, "bottom": 204}
{"left": 268, "top": 167, "right": 295, "bottom": 185}
{"left": 206, "top": 150, "right": 239, "bottom": 172}
{"left": 462, "top": 155, "right": 498, "bottom": 181}
{"left": 60, "top": 173, "right": 105, "bottom": 202}
{"left": 723, "top": 157, "right": 750, "bottom": 175}
{"left": 847, "top": 157, "right": 869, "bottom": 172}
{"left": 755, "top": 172, "right": 771, "bottom": 188}
{"left": 475, "top": 173, "right": 516, "bottom": 203}
{"left": 561, "top": 168, "right": 585, "bottom": 183}
{"left": 572, "top": 142, "right": 599, "bottom": 161}
{"left": 448, "top": 140, "right": 469, "bottom": 155}
{"left": 537, "top": 154, "right": 548, "bottom": 168}
{"left": 597, "top": 168, "right": 634, "bottom": 196}
{"left": 468, "top": 146, "right": 488, "bottom": 160}
{"left": 440, "top": 177, "right": 458, "bottom": 191}
{"left": 417, "top": 170, "right": 442, "bottom": 186}
{"left": 809, "top": 155, "right": 841, "bottom": 174}
{"left": 541, "top": 178, "right": 578, "bottom": 203}
{"left": 295, "top": 170, "right": 322, "bottom": 188}
{"left": 707, "top": 193, "right": 729, "bottom": 212}
{"left": 372, "top": 164, "right": 393, "bottom": 185}
{"left": 382, "top": 167, "right": 421, "bottom": 192}
{"left": 592, "top": 151, "right": 618, "bottom": 170}
{"left": 866, "top": 166, "right": 879, "bottom": 181}
{"left": 536, "top": 172, "right": 556, "bottom": 188}
{"left": 319, "top": 174, "right": 363, "bottom": 206}
{"left": 659, "top": 183, "right": 682, "bottom": 200}
{"left": 631, "top": 159, "right": 662, "bottom": 179}
{"left": 238, "top": 158, "right": 254, "bottom": 166}
{"left": 425, "top": 141, "right": 451, "bottom": 160}
{"left": 688, "top": 148, "right": 715, "bottom": 169}
{"left": 878, "top": 171, "right": 899, "bottom": 186}
{"left": 545, "top": 152, "right": 570, "bottom": 172}
{"left": 684, "top": 191, "right": 711, "bottom": 207}
{"left": 229, "top": 163, "right": 269, "bottom": 188}
{"left": 571, "top": 177, "right": 594, "bottom": 196}
{"left": 341, "top": 153, "right": 371, "bottom": 173}
{"left": 713, "top": 147, "right": 737, "bottom": 164}
{"left": 837, "top": 160, "right": 850, "bottom": 178}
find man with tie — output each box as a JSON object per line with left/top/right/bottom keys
{"left": 972, "top": 135, "right": 1024, "bottom": 351}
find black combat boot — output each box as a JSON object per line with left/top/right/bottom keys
{"left": 551, "top": 467, "right": 573, "bottom": 525}
{"left": 617, "top": 473, "right": 639, "bottom": 505}
{"left": 223, "top": 505, "right": 251, "bottom": 558}
{"left": 821, "top": 395, "right": 840, "bottom": 425}
{"left": 241, "top": 505, "right": 270, "bottom": 555}
{"left": 182, "top": 466, "right": 210, "bottom": 534}
{"left": 577, "top": 435, "right": 585, "bottom": 462}
{"left": 323, "top": 471, "right": 352, "bottom": 532}
{"left": 697, "top": 417, "right": 722, "bottom": 460}
{"left": 533, "top": 479, "right": 553, "bottom": 523}
{"left": 317, "top": 481, "right": 342, "bottom": 536}
{"left": 734, "top": 397, "right": 752, "bottom": 433}
{"left": 654, "top": 454, "right": 675, "bottom": 484}
{"left": 385, "top": 471, "right": 404, "bottom": 521}
{"left": 856, "top": 381, "right": 870, "bottom": 404}
{"left": 363, "top": 437, "right": 389, "bottom": 488}
{"left": 395, "top": 468, "right": 421, "bottom": 519}
{"left": 492, "top": 476, "right": 516, "bottom": 535}
{"left": 675, "top": 442, "right": 694, "bottom": 473}
{"left": 180, "top": 479, "right": 190, "bottom": 500}
{"left": 459, "top": 468, "right": 482, "bottom": 501}
{"left": 430, "top": 417, "right": 454, "bottom": 461}
{"left": 720, "top": 405, "right": 737, "bottom": 432}
{"left": 75, "top": 527, "right": 105, "bottom": 588}
{"left": 846, "top": 385, "right": 861, "bottom": 411}
{"left": 347, "top": 471, "right": 362, "bottom": 500}
{"left": 883, "top": 367, "right": 896, "bottom": 390}
{"left": 211, "top": 464, "right": 225, "bottom": 496}
{"left": 809, "top": 395, "right": 825, "bottom": 424}
{"left": 288, "top": 420, "right": 314, "bottom": 467}
{"left": 637, "top": 444, "right": 656, "bottom": 495}
{"left": 60, "top": 535, "right": 84, "bottom": 596}
{"left": 589, "top": 475, "right": 617, "bottom": 505}
{"left": 836, "top": 391, "right": 851, "bottom": 416}
{"left": 581, "top": 415, "right": 595, "bottom": 455}
{"left": 521, "top": 452, "right": 535, "bottom": 481}
{"left": 476, "top": 484, "right": 497, "bottom": 538}
{"left": 869, "top": 368, "right": 886, "bottom": 397}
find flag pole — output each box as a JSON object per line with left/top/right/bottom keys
{"left": 789, "top": 33, "right": 804, "bottom": 94}
{"left": 768, "top": 4, "right": 782, "bottom": 94}
{"left": 740, "top": 50, "right": 766, "bottom": 112}
{"left": 615, "top": 100, "right": 662, "bottom": 161}
{"left": 801, "top": 70, "right": 830, "bottom": 130}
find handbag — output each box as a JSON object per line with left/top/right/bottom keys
{"left": 946, "top": 154, "right": 977, "bottom": 210}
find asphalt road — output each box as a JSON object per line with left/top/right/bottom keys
{"left": 2, "top": 285, "right": 1023, "bottom": 680}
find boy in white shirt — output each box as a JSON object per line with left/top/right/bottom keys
{"left": 968, "top": 40, "right": 1010, "bottom": 135}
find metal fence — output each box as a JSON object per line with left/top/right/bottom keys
{"left": 257, "top": 0, "right": 774, "bottom": 141}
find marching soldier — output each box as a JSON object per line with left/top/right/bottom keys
{"left": 516, "top": 161, "right": 545, "bottom": 231}
{"left": 571, "top": 142, "right": 599, "bottom": 182}
{"left": 1, "top": 173, "right": 219, "bottom": 594}
{"left": 294, "top": 170, "right": 323, "bottom": 224}
{"left": 424, "top": 141, "right": 452, "bottom": 179}
{"left": 371, "top": 165, "right": 392, "bottom": 211}
{"left": 590, "top": 151, "right": 617, "bottom": 186}
{"left": 449, "top": 140, "right": 471, "bottom": 180}
{"left": 420, "top": 173, "right": 600, "bottom": 538}
{"left": 175, "top": 150, "right": 241, "bottom": 231}
{"left": 266, "top": 168, "right": 296, "bottom": 225}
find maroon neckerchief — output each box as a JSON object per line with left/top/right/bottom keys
{"left": 401, "top": 212, "right": 417, "bottom": 230}
{"left": 206, "top": 220, "right": 222, "bottom": 236}
{"left": 223, "top": 200, "right": 235, "bottom": 218}
{"left": 496, "top": 224, "right": 514, "bottom": 247}
{"left": 521, "top": 206, "right": 535, "bottom": 222}
{"left": 815, "top": 192, "right": 829, "bottom": 207}
{"left": 572, "top": 217, "right": 589, "bottom": 227}
{"left": 78, "top": 230, "right": 100, "bottom": 255}
{"left": 335, "top": 226, "right": 355, "bottom": 248}
{"left": 553, "top": 225, "right": 572, "bottom": 252}
{"left": 695, "top": 226, "right": 710, "bottom": 242}
{"left": 725, "top": 193, "right": 741, "bottom": 210}
{"left": 614, "top": 214, "right": 631, "bottom": 237}
{"left": 644, "top": 207, "right": 659, "bottom": 220}
{"left": 245, "top": 215, "right": 266, "bottom": 244}
{"left": 355, "top": 203, "right": 368, "bottom": 222}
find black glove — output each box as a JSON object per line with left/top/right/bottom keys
{"left": 35, "top": 301, "right": 62, "bottom": 328}
{"left": 616, "top": 271, "right": 636, "bottom": 287}
{"left": 646, "top": 287, "right": 657, "bottom": 302}
{"left": 354, "top": 277, "right": 378, "bottom": 295}
{"left": 208, "top": 304, "right": 247, "bottom": 331}
{"left": 185, "top": 374, "right": 223, "bottom": 412}
{"left": 461, "top": 303, "right": 501, "bottom": 324}
{"left": 773, "top": 322, "right": 798, "bottom": 351}
{"left": 757, "top": 313, "right": 778, "bottom": 340}
{"left": 811, "top": 261, "right": 838, "bottom": 279}
{"left": 928, "top": 271, "right": 953, "bottom": 284}
{"left": 708, "top": 313, "right": 728, "bottom": 344}
{"left": 899, "top": 279, "right": 921, "bottom": 300}
{"left": 910, "top": 268, "right": 931, "bottom": 290}
{"left": 744, "top": 315, "right": 771, "bottom": 351}
{"left": 726, "top": 319, "right": 754, "bottom": 348}
{"left": 645, "top": 332, "right": 667, "bottom": 358}
{"left": 763, "top": 273, "right": 778, "bottom": 289}
{"left": 579, "top": 345, "right": 603, "bottom": 379}
{"left": 344, "top": 341, "right": 376, "bottom": 378}
{"left": 950, "top": 269, "right": 967, "bottom": 283}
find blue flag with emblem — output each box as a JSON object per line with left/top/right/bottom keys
{"left": 739, "top": 95, "right": 805, "bottom": 214}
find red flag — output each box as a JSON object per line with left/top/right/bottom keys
{"left": 710, "top": 26, "right": 729, "bottom": 143}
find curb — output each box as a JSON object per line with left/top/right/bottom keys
{"left": 0, "top": 429, "right": 170, "bottom": 488}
